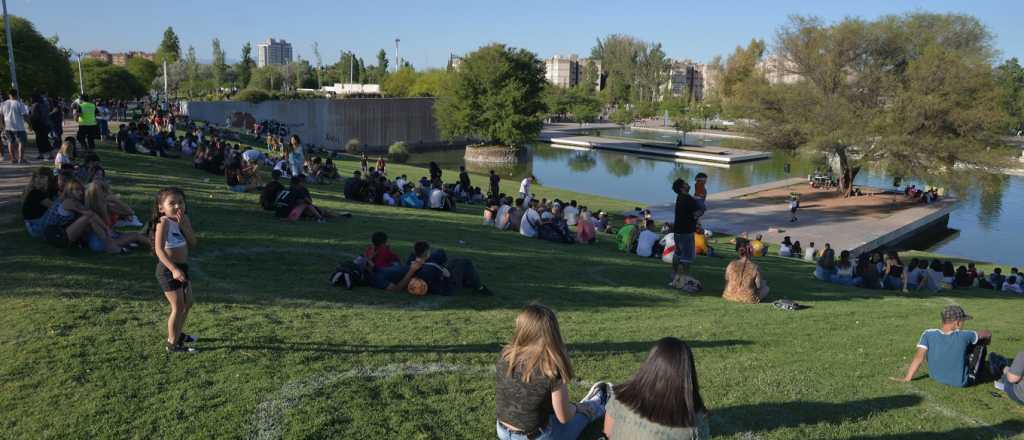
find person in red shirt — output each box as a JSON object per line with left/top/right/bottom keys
{"left": 364, "top": 231, "right": 400, "bottom": 270}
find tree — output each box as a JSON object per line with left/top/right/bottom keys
{"left": 125, "top": 57, "right": 158, "bottom": 92}
{"left": 184, "top": 46, "right": 198, "bottom": 97}
{"left": 744, "top": 13, "right": 1009, "bottom": 196}
{"left": 237, "top": 42, "right": 255, "bottom": 89}
{"left": 434, "top": 43, "right": 546, "bottom": 147}
{"left": 249, "top": 65, "right": 284, "bottom": 91}
{"left": 312, "top": 42, "right": 323, "bottom": 88}
{"left": 610, "top": 106, "right": 633, "bottom": 128}
{"left": 77, "top": 59, "right": 146, "bottom": 100}
{"left": 994, "top": 58, "right": 1024, "bottom": 133}
{"left": 0, "top": 16, "right": 75, "bottom": 97}
{"left": 590, "top": 34, "right": 644, "bottom": 105}
{"left": 720, "top": 39, "right": 765, "bottom": 100}
{"left": 374, "top": 49, "right": 389, "bottom": 81}
{"left": 410, "top": 69, "right": 447, "bottom": 97}
{"left": 211, "top": 38, "right": 227, "bottom": 89}
{"left": 155, "top": 27, "right": 181, "bottom": 64}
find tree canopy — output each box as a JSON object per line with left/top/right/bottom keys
{"left": 737, "top": 13, "right": 1010, "bottom": 194}
{"left": 434, "top": 43, "right": 546, "bottom": 147}
{"left": 0, "top": 16, "right": 75, "bottom": 97}
{"left": 125, "top": 57, "right": 158, "bottom": 92}
{"left": 76, "top": 59, "right": 146, "bottom": 100}
{"left": 155, "top": 27, "right": 181, "bottom": 64}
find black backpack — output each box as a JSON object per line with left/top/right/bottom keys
{"left": 330, "top": 260, "right": 367, "bottom": 289}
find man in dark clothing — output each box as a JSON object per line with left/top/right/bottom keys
{"left": 488, "top": 170, "right": 500, "bottom": 199}
{"left": 405, "top": 241, "right": 492, "bottom": 296}
{"left": 672, "top": 178, "right": 699, "bottom": 289}
{"left": 343, "top": 170, "right": 366, "bottom": 201}
{"left": 260, "top": 170, "right": 285, "bottom": 211}
{"left": 28, "top": 93, "right": 52, "bottom": 160}
{"left": 459, "top": 166, "right": 472, "bottom": 196}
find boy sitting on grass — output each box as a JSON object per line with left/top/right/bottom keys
{"left": 893, "top": 305, "right": 991, "bottom": 387}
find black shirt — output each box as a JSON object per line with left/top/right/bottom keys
{"left": 495, "top": 357, "right": 560, "bottom": 432}
{"left": 459, "top": 171, "right": 471, "bottom": 189}
{"left": 22, "top": 189, "right": 50, "bottom": 220}
{"left": 260, "top": 181, "right": 284, "bottom": 210}
{"left": 674, "top": 192, "right": 698, "bottom": 234}
{"left": 288, "top": 186, "right": 311, "bottom": 207}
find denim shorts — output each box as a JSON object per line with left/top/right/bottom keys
{"left": 229, "top": 184, "right": 247, "bottom": 193}
{"left": 674, "top": 233, "right": 695, "bottom": 264}
{"left": 4, "top": 130, "right": 28, "bottom": 145}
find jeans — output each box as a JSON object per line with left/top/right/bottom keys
{"left": 77, "top": 124, "right": 97, "bottom": 150}
{"left": 883, "top": 276, "right": 903, "bottom": 290}
{"left": 814, "top": 266, "right": 836, "bottom": 281}
{"left": 830, "top": 274, "right": 862, "bottom": 287}
{"left": 495, "top": 414, "right": 592, "bottom": 440}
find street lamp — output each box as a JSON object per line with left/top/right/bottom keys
{"left": 394, "top": 38, "right": 401, "bottom": 72}
{"left": 2, "top": 0, "right": 17, "bottom": 91}
{"left": 75, "top": 52, "right": 85, "bottom": 95}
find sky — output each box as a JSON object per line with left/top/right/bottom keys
{"left": 16, "top": 0, "right": 1023, "bottom": 68}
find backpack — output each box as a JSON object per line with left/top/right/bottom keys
{"left": 330, "top": 260, "right": 367, "bottom": 289}
{"left": 617, "top": 224, "right": 639, "bottom": 253}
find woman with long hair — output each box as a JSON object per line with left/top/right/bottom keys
{"left": 883, "top": 251, "right": 905, "bottom": 290}
{"left": 604, "top": 337, "right": 709, "bottom": 439}
{"left": 496, "top": 303, "right": 608, "bottom": 440}
{"left": 288, "top": 134, "right": 305, "bottom": 178}
{"left": 722, "top": 243, "right": 770, "bottom": 304}
{"left": 814, "top": 247, "right": 837, "bottom": 281}
{"left": 831, "top": 250, "right": 859, "bottom": 286}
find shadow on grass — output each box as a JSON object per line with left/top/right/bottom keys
{"left": 195, "top": 338, "right": 751, "bottom": 355}
{"left": 845, "top": 420, "right": 1024, "bottom": 439}
{"left": 712, "top": 395, "right": 924, "bottom": 437}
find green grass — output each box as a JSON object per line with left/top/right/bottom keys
{"left": 1, "top": 139, "right": 1023, "bottom": 440}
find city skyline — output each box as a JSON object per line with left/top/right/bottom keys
{"left": 18, "top": 0, "right": 1023, "bottom": 69}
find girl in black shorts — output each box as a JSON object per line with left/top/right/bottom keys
{"left": 151, "top": 187, "right": 198, "bottom": 353}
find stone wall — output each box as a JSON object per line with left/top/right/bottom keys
{"left": 183, "top": 98, "right": 461, "bottom": 150}
{"left": 463, "top": 145, "right": 530, "bottom": 163}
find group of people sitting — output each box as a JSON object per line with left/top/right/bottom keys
{"left": 904, "top": 185, "right": 942, "bottom": 204}
{"left": 341, "top": 160, "right": 485, "bottom": 210}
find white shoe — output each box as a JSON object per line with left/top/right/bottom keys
{"left": 995, "top": 381, "right": 1006, "bottom": 392}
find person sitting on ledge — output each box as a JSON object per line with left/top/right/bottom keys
{"left": 893, "top": 305, "right": 991, "bottom": 388}
{"left": 723, "top": 243, "right": 769, "bottom": 304}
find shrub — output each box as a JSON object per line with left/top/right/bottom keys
{"left": 234, "top": 88, "right": 271, "bottom": 103}
{"left": 345, "top": 138, "right": 362, "bottom": 154}
{"left": 388, "top": 141, "right": 410, "bottom": 163}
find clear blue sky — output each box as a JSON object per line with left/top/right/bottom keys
{"left": 16, "top": 0, "right": 1023, "bottom": 68}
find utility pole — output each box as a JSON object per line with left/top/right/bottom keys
{"left": 76, "top": 53, "right": 85, "bottom": 95}
{"left": 394, "top": 38, "right": 400, "bottom": 72}
{"left": 162, "top": 59, "right": 168, "bottom": 99}
{"left": 2, "top": 0, "right": 17, "bottom": 91}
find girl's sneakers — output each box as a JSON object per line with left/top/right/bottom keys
{"left": 165, "top": 341, "right": 197, "bottom": 353}
{"left": 180, "top": 333, "right": 198, "bottom": 344}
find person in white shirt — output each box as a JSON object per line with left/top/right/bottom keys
{"left": 495, "top": 199, "right": 512, "bottom": 230}
{"left": 519, "top": 199, "right": 541, "bottom": 238}
{"left": 803, "top": 242, "right": 818, "bottom": 262}
{"left": 563, "top": 200, "right": 580, "bottom": 226}
{"left": 519, "top": 175, "right": 535, "bottom": 199}
{"left": 96, "top": 102, "right": 111, "bottom": 140}
{"left": 779, "top": 236, "right": 794, "bottom": 257}
{"left": 395, "top": 175, "right": 407, "bottom": 191}
{"left": 1, "top": 89, "right": 30, "bottom": 164}
{"left": 1002, "top": 276, "right": 1023, "bottom": 294}
{"left": 636, "top": 219, "right": 662, "bottom": 258}
{"left": 429, "top": 186, "right": 445, "bottom": 209}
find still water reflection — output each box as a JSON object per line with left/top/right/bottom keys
{"left": 409, "top": 141, "right": 1022, "bottom": 264}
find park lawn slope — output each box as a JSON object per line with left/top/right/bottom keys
{"left": 0, "top": 142, "right": 1022, "bottom": 439}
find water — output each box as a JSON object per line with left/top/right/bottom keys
{"left": 408, "top": 131, "right": 1024, "bottom": 264}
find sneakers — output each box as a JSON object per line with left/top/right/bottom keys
{"left": 577, "top": 382, "right": 610, "bottom": 421}
{"left": 165, "top": 341, "right": 197, "bottom": 353}
{"left": 995, "top": 380, "right": 1006, "bottom": 392}
{"left": 583, "top": 381, "right": 611, "bottom": 405}
{"left": 180, "top": 333, "right": 198, "bottom": 344}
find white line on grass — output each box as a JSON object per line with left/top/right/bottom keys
{"left": 249, "top": 363, "right": 489, "bottom": 440}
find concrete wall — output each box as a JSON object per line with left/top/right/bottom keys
{"left": 183, "top": 98, "right": 445, "bottom": 150}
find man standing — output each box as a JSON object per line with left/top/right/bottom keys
{"left": 96, "top": 100, "right": 111, "bottom": 140}
{"left": 0, "top": 90, "right": 30, "bottom": 164}
{"left": 671, "top": 178, "right": 699, "bottom": 291}
{"left": 519, "top": 174, "right": 534, "bottom": 200}
{"left": 458, "top": 166, "right": 472, "bottom": 196}
{"left": 893, "top": 305, "right": 992, "bottom": 387}
{"left": 74, "top": 95, "right": 98, "bottom": 151}
{"left": 488, "top": 170, "right": 500, "bottom": 200}
{"left": 29, "top": 93, "right": 52, "bottom": 160}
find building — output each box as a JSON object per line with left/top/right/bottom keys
{"left": 256, "top": 38, "right": 294, "bottom": 67}
{"left": 700, "top": 63, "right": 719, "bottom": 95}
{"left": 544, "top": 55, "right": 581, "bottom": 88}
{"left": 581, "top": 58, "right": 604, "bottom": 91}
{"left": 757, "top": 54, "right": 802, "bottom": 85}
{"left": 663, "top": 60, "right": 705, "bottom": 101}
{"left": 111, "top": 51, "right": 155, "bottom": 66}
{"left": 86, "top": 50, "right": 113, "bottom": 64}
{"left": 447, "top": 53, "right": 464, "bottom": 72}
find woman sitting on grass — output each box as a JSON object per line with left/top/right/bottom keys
{"left": 722, "top": 243, "right": 770, "bottom": 304}
{"left": 495, "top": 303, "right": 608, "bottom": 440}
{"left": 883, "top": 251, "right": 905, "bottom": 290}
{"left": 83, "top": 181, "right": 149, "bottom": 251}
{"left": 21, "top": 168, "right": 56, "bottom": 238}
{"left": 830, "top": 250, "right": 860, "bottom": 286}
{"left": 576, "top": 210, "right": 597, "bottom": 244}
{"left": 225, "top": 162, "right": 261, "bottom": 193}
{"left": 38, "top": 177, "right": 129, "bottom": 253}
{"left": 604, "top": 337, "right": 709, "bottom": 440}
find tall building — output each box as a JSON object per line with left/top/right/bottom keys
{"left": 86, "top": 50, "right": 113, "bottom": 64}
{"left": 447, "top": 53, "right": 464, "bottom": 72}
{"left": 663, "top": 60, "right": 705, "bottom": 101}
{"left": 256, "top": 38, "right": 294, "bottom": 67}
{"left": 111, "top": 51, "right": 155, "bottom": 66}
{"left": 700, "top": 63, "right": 719, "bottom": 95}
{"left": 758, "top": 54, "right": 802, "bottom": 85}
{"left": 544, "top": 55, "right": 581, "bottom": 88}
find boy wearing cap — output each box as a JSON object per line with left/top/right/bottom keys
{"left": 893, "top": 305, "right": 992, "bottom": 387}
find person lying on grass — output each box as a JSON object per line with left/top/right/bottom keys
{"left": 604, "top": 337, "right": 709, "bottom": 440}
{"left": 893, "top": 305, "right": 992, "bottom": 387}
{"left": 404, "top": 241, "right": 492, "bottom": 296}
{"left": 496, "top": 303, "right": 608, "bottom": 440}
{"left": 281, "top": 175, "right": 336, "bottom": 223}
{"left": 151, "top": 187, "right": 199, "bottom": 353}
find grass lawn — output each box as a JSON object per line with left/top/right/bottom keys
{"left": 1, "top": 138, "right": 1023, "bottom": 439}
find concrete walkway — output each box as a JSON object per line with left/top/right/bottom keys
{"left": 648, "top": 179, "right": 958, "bottom": 255}
{"left": 0, "top": 120, "right": 79, "bottom": 222}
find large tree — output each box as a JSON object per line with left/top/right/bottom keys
{"left": 0, "top": 16, "right": 75, "bottom": 97}
{"left": 434, "top": 43, "right": 546, "bottom": 147}
{"left": 742, "top": 13, "right": 1009, "bottom": 195}
{"left": 211, "top": 38, "right": 227, "bottom": 89}
{"left": 125, "top": 57, "right": 158, "bottom": 92}
{"left": 155, "top": 27, "right": 181, "bottom": 64}
{"left": 995, "top": 58, "right": 1024, "bottom": 133}
{"left": 184, "top": 46, "right": 198, "bottom": 97}
{"left": 236, "top": 42, "right": 255, "bottom": 89}
{"left": 76, "top": 59, "right": 146, "bottom": 100}
{"left": 410, "top": 69, "right": 447, "bottom": 97}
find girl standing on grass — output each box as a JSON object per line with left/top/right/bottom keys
{"left": 288, "top": 135, "right": 305, "bottom": 178}
{"left": 495, "top": 303, "right": 608, "bottom": 440}
{"left": 151, "top": 187, "right": 199, "bottom": 353}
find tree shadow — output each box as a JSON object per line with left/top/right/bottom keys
{"left": 845, "top": 420, "right": 1024, "bottom": 440}
{"left": 711, "top": 395, "right": 923, "bottom": 437}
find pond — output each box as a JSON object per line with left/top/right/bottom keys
{"left": 408, "top": 133, "right": 1023, "bottom": 265}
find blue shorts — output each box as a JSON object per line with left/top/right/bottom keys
{"left": 24, "top": 218, "right": 46, "bottom": 238}
{"left": 674, "top": 233, "right": 695, "bottom": 264}
{"left": 229, "top": 184, "right": 247, "bottom": 193}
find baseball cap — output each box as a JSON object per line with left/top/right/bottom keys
{"left": 941, "top": 305, "right": 972, "bottom": 322}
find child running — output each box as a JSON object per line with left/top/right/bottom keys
{"left": 151, "top": 187, "right": 199, "bottom": 353}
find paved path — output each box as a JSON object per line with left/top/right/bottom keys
{"left": 648, "top": 179, "right": 958, "bottom": 255}
{"left": 0, "top": 120, "right": 79, "bottom": 222}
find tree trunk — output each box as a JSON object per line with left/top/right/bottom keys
{"left": 835, "top": 149, "right": 860, "bottom": 197}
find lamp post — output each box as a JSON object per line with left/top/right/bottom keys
{"left": 348, "top": 51, "right": 354, "bottom": 84}
{"left": 76, "top": 52, "right": 85, "bottom": 95}
{"left": 394, "top": 38, "right": 400, "bottom": 72}
{"left": 2, "top": 0, "right": 17, "bottom": 92}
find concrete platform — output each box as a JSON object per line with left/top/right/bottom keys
{"left": 648, "top": 179, "right": 959, "bottom": 255}
{"left": 543, "top": 135, "right": 771, "bottom": 164}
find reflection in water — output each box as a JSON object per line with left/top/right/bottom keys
{"left": 410, "top": 141, "right": 1024, "bottom": 263}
